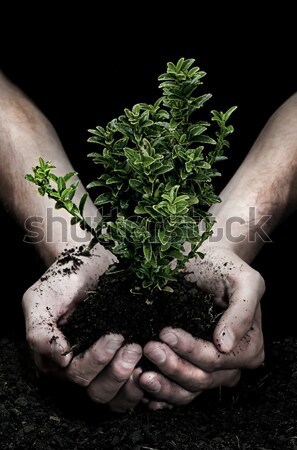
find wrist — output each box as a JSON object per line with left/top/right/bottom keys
{"left": 201, "top": 198, "right": 272, "bottom": 263}
{"left": 39, "top": 236, "right": 116, "bottom": 270}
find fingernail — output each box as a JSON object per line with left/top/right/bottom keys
{"left": 147, "top": 347, "right": 166, "bottom": 364}
{"left": 130, "top": 367, "right": 143, "bottom": 383}
{"left": 145, "top": 375, "right": 161, "bottom": 392}
{"left": 220, "top": 329, "right": 234, "bottom": 353}
{"left": 122, "top": 348, "right": 141, "bottom": 368}
{"left": 160, "top": 331, "right": 178, "bottom": 347}
{"left": 106, "top": 338, "right": 123, "bottom": 353}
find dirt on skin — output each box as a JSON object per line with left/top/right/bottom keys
{"left": 1, "top": 236, "right": 297, "bottom": 449}
{"left": 1, "top": 335, "right": 297, "bottom": 449}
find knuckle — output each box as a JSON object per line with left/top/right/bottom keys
{"left": 110, "top": 366, "right": 131, "bottom": 384}
{"left": 94, "top": 352, "right": 113, "bottom": 367}
{"left": 164, "top": 358, "right": 181, "bottom": 378}
{"left": 194, "top": 371, "right": 211, "bottom": 390}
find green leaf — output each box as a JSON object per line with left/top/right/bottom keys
{"left": 87, "top": 180, "right": 105, "bottom": 189}
{"left": 39, "top": 157, "right": 45, "bottom": 169}
{"left": 157, "top": 229, "right": 168, "bottom": 244}
{"left": 26, "top": 58, "right": 236, "bottom": 292}
{"left": 57, "top": 177, "right": 66, "bottom": 193}
{"left": 192, "top": 135, "right": 216, "bottom": 145}
{"left": 181, "top": 58, "right": 195, "bottom": 71}
{"left": 48, "top": 173, "right": 58, "bottom": 183}
{"left": 64, "top": 200, "right": 74, "bottom": 212}
{"left": 79, "top": 193, "right": 88, "bottom": 215}
{"left": 134, "top": 205, "right": 146, "bottom": 214}
{"left": 153, "top": 164, "right": 173, "bottom": 177}
{"left": 215, "top": 155, "right": 228, "bottom": 162}
{"left": 168, "top": 249, "right": 185, "bottom": 260}
{"left": 176, "top": 57, "right": 185, "bottom": 72}
{"left": 60, "top": 187, "right": 73, "bottom": 200}
{"left": 64, "top": 171, "right": 77, "bottom": 183}
{"left": 94, "top": 194, "right": 111, "bottom": 206}
{"left": 132, "top": 104, "right": 140, "bottom": 115}
{"left": 223, "top": 106, "right": 237, "bottom": 122}
{"left": 71, "top": 216, "right": 81, "bottom": 226}
{"left": 129, "top": 179, "right": 144, "bottom": 193}
{"left": 188, "top": 125, "right": 207, "bottom": 138}
{"left": 38, "top": 187, "right": 45, "bottom": 196}
{"left": 106, "top": 177, "right": 120, "bottom": 184}
{"left": 143, "top": 242, "right": 152, "bottom": 262}
{"left": 191, "top": 93, "right": 212, "bottom": 108}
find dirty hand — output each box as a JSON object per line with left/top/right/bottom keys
{"left": 139, "top": 243, "right": 265, "bottom": 410}
{"left": 22, "top": 245, "right": 144, "bottom": 413}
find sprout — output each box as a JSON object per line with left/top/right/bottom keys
{"left": 26, "top": 58, "right": 236, "bottom": 292}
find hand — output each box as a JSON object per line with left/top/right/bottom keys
{"left": 22, "top": 245, "right": 144, "bottom": 413}
{"left": 139, "top": 244, "right": 265, "bottom": 409}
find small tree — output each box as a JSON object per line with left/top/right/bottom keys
{"left": 26, "top": 58, "right": 236, "bottom": 292}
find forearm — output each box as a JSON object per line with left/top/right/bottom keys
{"left": 209, "top": 92, "right": 297, "bottom": 263}
{"left": 0, "top": 71, "right": 102, "bottom": 265}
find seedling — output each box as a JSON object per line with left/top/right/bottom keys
{"left": 26, "top": 58, "right": 236, "bottom": 292}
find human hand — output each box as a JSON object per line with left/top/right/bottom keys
{"left": 22, "top": 245, "right": 144, "bottom": 413}
{"left": 139, "top": 244, "right": 265, "bottom": 409}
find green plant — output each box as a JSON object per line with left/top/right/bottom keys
{"left": 26, "top": 58, "right": 236, "bottom": 291}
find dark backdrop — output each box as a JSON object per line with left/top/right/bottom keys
{"left": 1, "top": 10, "right": 296, "bottom": 338}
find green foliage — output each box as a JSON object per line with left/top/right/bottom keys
{"left": 26, "top": 58, "right": 236, "bottom": 291}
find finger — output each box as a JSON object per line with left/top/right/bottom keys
{"left": 139, "top": 371, "right": 198, "bottom": 406}
{"left": 64, "top": 334, "right": 124, "bottom": 386}
{"left": 146, "top": 401, "right": 174, "bottom": 411}
{"left": 87, "top": 344, "right": 142, "bottom": 404}
{"left": 26, "top": 321, "right": 72, "bottom": 369}
{"left": 109, "top": 368, "right": 144, "bottom": 413}
{"left": 160, "top": 320, "right": 264, "bottom": 371}
{"left": 141, "top": 396, "right": 173, "bottom": 410}
{"left": 23, "top": 289, "right": 73, "bottom": 368}
{"left": 140, "top": 368, "right": 240, "bottom": 406}
{"left": 214, "top": 271, "right": 265, "bottom": 353}
{"left": 144, "top": 342, "right": 240, "bottom": 391}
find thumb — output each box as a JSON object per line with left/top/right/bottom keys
{"left": 213, "top": 272, "right": 265, "bottom": 353}
{"left": 27, "top": 322, "right": 73, "bottom": 368}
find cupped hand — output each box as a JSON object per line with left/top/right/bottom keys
{"left": 139, "top": 243, "right": 265, "bottom": 409}
{"left": 22, "top": 245, "right": 144, "bottom": 412}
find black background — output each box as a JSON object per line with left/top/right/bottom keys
{"left": 1, "top": 8, "right": 297, "bottom": 338}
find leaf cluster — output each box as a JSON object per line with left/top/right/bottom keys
{"left": 26, "top": 58, "right": 236, "bottom": 291}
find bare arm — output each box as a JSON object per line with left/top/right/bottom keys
{"left": 140, "top": 93, "right": 297, "bottom": 409}
{"left": 0, "top": 70, "right": 104, "bottom": 265}
{"left": 211, "top": 92, "right": 297, "bottom": 262}
{"left": 0, "top": 71, "right": 144, "bottom": 412}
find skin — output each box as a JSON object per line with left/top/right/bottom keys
{"left": 2, "top": 69, "right": 297, "bottom": 412}
{"left": 0, "top": 70, "right": 144, "bottom": 410}
{"left": 139, "top": 92, "right": 297, "bottom": 409}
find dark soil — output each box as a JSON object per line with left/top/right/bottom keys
{"left": 1, "top": 335, "right": 297, "bottom": 449}
{"left": 60, "top": 272, "right": 217, "bottom": 356}
{"left": 2, "top": 216, "right": 297, "bottom": 449}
